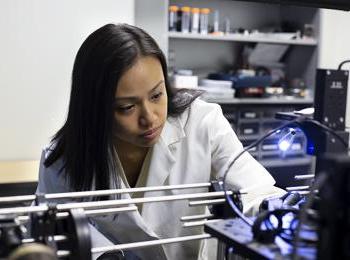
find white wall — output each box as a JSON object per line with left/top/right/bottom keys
{"left": 0, "top": 0, "right": 134, "bottom": 160}
{"left": 318, "top": 9, "right": 350, "bottom": 127}
{"left": 318, "top": 9, "right": 350, "bottom": 69}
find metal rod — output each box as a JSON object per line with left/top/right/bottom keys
{"left": 17, "top": 215, "right": 30, "bottom": 222}
{"left": 0, "top": 191, "right": 233, "bottom": 215}
{"left": 189, "top": 198, "right": 225, "bottom": 206}
{"left": 22, "top": 235, "right": 67, "bottom": 243}
{"left": 0, "top": 205, "right": 49, "bottom": 215}
{"left": 183, "top": 219, "right": 221, "bottom": 227}
{"left": 47, "top": 183, "right": 211, "bottom": 199}
{"left": 84, "top": 206, "right": 138, "bottom": 217}
{"left": 286, "top": 185, "right": 310, "bottom": 191}
{"left": 298, "top": 190, "right": 318, "bottom": 195}
{"left": 55, "top": 206, "right": 139, "bottom": 219}
{"left": 0, "top": 194, "right": 36, "bottom": 204}
{"left": 57, "top": 191, "right": 233, "bottom": 211}
{"left": 91, "top": 234, "right": 212, "bottom": 254}
{"left": 57, "top": 250, "right": 70, "bottom": 257}
{"left": 294, "top": 174, "right": 315, "bottom": 180}
{"left": 0, "top": 183, "right": 212, "bottom": 203}
{"left": 180, "top": 213, "right": 214, "bottom": 221}
{"left": 17, "top": 206, "right": 138, "bottom": 222}
{"left": 56, "top": 212, "right": 69, "bottom": 219}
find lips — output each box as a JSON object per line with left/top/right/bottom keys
{"left": 141, "top": 126, "right": 162, "bottom": 140}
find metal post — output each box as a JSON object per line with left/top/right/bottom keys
{"left": 217, "top": 241, "right": 226, "bottom": 260}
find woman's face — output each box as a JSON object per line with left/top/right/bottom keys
{"left": 113, "top": 56, "right": 168, "bottom": 148}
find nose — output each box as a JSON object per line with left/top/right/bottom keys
{"left": 139, "top": 102, "right": 156, "bottom": 128}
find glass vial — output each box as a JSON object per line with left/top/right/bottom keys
{"left": 181, "top": 6, "right": 191, "bottom": 33}
{"left": 168, "top": 5, "right": 179, "bottom": 32}
{"left": 200, "top": 8, "right": 210, "bottom": 35}
{"left": 213, "top": 10, "right": 220, "bottom": 33}
{"left": 191, "top": 8, "right": 200, "bottom": 33}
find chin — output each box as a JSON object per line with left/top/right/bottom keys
{"left": 139, "top": 136, "right": 161, "bottom": 147}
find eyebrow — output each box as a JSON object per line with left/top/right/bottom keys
{"left": 115, "top": 80, "right": 164, "bottom": 102}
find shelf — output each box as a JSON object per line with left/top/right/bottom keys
{"left": 204, "top": 97, "right": 314, "bottom": 105}
{"left": 168, "top": 32, "right": 318, "bottom": 46}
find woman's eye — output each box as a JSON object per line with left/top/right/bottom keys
{"left": 151, "top": 92, "right": 163, "bottom": 101}
{"left": 117, "top": 105, "right": 134, "bottom": 112}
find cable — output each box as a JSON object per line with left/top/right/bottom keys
{"left": 222, "top": 118, "right": 304, "bottom": 226}
{"left": 338, "top": 60, "right": 350, "bottom": 70}
{"left": 307, "top": 119, "right": 348, "bottom": 148}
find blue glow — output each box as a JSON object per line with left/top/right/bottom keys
{"left": 279, "top": 140, "right": 291, "bottom": 151}
{"left": 307, "top": 141, "right": 315, "bottom": 155}
{"left": 278, "top": 128, "right": 296, "bottom": 152}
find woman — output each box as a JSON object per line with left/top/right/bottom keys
{"left": 37, "top": 24, "right": 284, "bottom": 259}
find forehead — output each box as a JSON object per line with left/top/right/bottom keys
{"left": 115, "top": 56, "right": 164, "bottom": 97}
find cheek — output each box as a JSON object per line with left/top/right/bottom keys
{"left": 161, "top": 106, "right": 168, "bottom": 121}
{"left": 113, "top": 114, "right": 137, "bottom": 136}
{"left": 159, "top": 97, "right": 168, "bottom": 119}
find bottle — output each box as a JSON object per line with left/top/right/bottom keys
{"left": 168, "top": 5, "right": 179, "bottom": 32}
{"left": 181, "top": 6, "right": 191, "bottom": 33}
{"left": 200, "top": 8, "right": 210, "bottom": 34}
{"left": 213, "top": 10, "right": 220, "bottom": 33}
{"left": 224, "top": 17, "right": 231, "bottom": 34}
{"left": 191, "top": 8, "right": 200, "bottom": 33}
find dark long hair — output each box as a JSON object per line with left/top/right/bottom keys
{"left": 44, "top": 24, "right": 201, "bottom": 194}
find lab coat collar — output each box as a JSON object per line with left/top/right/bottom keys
{"left": 145, "top": 116, "right": 186, "bottom": 187}
{"left": 161, "top": 116, "right": 186, "bottom": 146}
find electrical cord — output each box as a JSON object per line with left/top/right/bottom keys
{"left": 338, "top": 60, "right": 350, "bottom": 70}
{"left": 308, "top": 119, "right": 348, "bottom": 147}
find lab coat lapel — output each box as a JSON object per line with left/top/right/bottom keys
{"left": 111, "top": 117, "right": 185, "bottom": 242}
{"left": 146, "top": 116, "right": 185, "bottom": 187}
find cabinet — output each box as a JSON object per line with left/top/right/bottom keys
{"left": 135, "top": 0, "right": 318, "bottom": 188}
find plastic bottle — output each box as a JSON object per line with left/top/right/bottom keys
{"left": 200, "top": 8, "right": 210, "bottom": 34}
{"left": 168, "top": 5, "right": 179, "bottom": 32}
{"left": 213, "top": 10, "right": 220, "bottom": 33}
{"left": 181, "top": 6, "right": 191, "bottom": 33}
{"left": 191, "top": 8, "right": 200, "bottom": 33}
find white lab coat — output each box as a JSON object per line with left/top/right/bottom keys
{"left": 37, "top": 99, "right": 284, "bottom": 260}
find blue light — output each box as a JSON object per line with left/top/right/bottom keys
{"left": 278, "top": 128, "right": 296, "bottom": 152}
{"left": 279, "top": 140, "right": 292, "bottom": 151}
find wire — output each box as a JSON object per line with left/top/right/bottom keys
{"left": 307, "top": 119, "right": 348, "bottom": 148}
{"left": 222, "top": 118, "right": 304, "bottom": 226}
{"left": 338, "top": 60, "right": 350, "bottom": 70}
